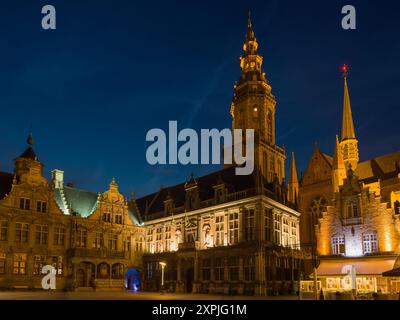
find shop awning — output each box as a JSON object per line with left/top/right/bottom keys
{"left": 315, "top": 257, "right": 397, "bottom": 276}
{"left": 382, "top": 267, "right": 400, "bottom": 277}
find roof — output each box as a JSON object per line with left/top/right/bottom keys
{"left": 135, "top": 165, "right": 257, "bottom": 217}
{"left": 355, "top": 151, "right": 400, "bottom": 183}
{"left": 62, "top": 186, "right": 98, "bottom": 218}
{"left": 0, "top": 171, "right": 13, "bottom": 199}
{"left": 18, "top": 147, "right": 38, "bottom": 161}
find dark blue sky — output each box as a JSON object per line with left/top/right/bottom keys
{"left": 0, "top": 0, "right": 399, "bottom": 198}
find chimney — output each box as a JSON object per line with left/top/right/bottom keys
{"left": 51, "top": 169, "right": 64, "bottom": 189}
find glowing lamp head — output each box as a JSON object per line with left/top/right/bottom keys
{"left": 159, "top": 262, "right": 166, "bottom": 267}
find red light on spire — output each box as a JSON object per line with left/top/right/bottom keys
{"left": 341, "top": 64, "right": 348, "bottom": 78}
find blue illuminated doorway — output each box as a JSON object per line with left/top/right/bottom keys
{"left": 125, "top": 268, "right": 141, "bottom": 292}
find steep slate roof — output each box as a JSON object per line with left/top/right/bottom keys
{"left": 62, "top": 186, "right": 99, "bottom": 218}
{"left": 0, "top": 171, "right": 13, "bottom": 199}
{"left": 355, "top": 151, "right": 400, "bottom": 183}
{"left": 315, "top": 150, "right": 400, "bottom": 184}
{"left": 135, "top": 165, "right": 257, "bottom": 217}
{"left": 18, "top": 147, "right": 38, "bottom": 161}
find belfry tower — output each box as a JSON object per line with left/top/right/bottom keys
{"left": 339, "top": 65, "right": 359, "bottom": 170}
{"left": 230, "top": 12, "right": 286, "bottom": 182}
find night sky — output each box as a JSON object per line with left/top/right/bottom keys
{"left": 0, "top": 0, "right": 399, "bottom": 198}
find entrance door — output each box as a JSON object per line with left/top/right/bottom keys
{"left": 185, "top": 267, "right": 194, "bottom": 293}
{"left": 76, "top": 269, "right": 86, "bottom": 287}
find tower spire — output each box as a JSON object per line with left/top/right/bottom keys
{"left": 339, "top": 65, "right": 359, "bottom": 169}
{"left": 288, "top": 152, "right": 299, "bottom": 204}
{"left": 341, "top": 65, "right": 356, "bottom": 140}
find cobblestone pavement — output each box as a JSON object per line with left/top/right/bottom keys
{"left": 0, "top": 290, "right": 300, "bottom": 300}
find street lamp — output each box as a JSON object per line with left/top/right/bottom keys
{"left": 159, "top": 262, "right": 166, "bottom": 291}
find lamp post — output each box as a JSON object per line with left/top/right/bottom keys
{"left": 159, "top": 262, "right": 166, "bottom": 292}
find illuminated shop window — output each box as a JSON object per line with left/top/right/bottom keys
{"left": 13, "top": 253, "right": 27, "bottom": 275}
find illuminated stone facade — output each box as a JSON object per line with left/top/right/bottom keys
{"left": 0, "top": 136, "right": 144, "bottom": 291}
{"left": 132, "top": 15, "right": 306, "bottom": 296}
{"left": 298, "top": 68, "right": 400, "bottom": 294}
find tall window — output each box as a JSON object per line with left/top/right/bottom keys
{"left": 35, "top": 225, "right": 48, "bottom": 245}
{"left": 156, "top": 227, "right": 163, "bottom": 252}
{"left": 332, "top": 236, "right": 345, "bottom": 255}
{"left": 264, "top": 209, "right": 272, "bottom": 242}
{"left": 274, "top": 214, "right": 281, "bottom": 245}
{"left": 290, "top": 221, "right": 298, "bottom": 247}
{"left": 228, "top": 257, "right": 239, "bottom": 281}
{"left": 54, "top": 227, "right": 65, "bottom": 246}
{"left": 109, "top": 233, "right": 118, "bottom": 251}
{"left": 102, "top": 213, "right": 111, "bottom": 223}
{"left": 124, "top": 236, "right": 131, "bottom": 252}
{"left": 0, "top": 252, "right": 5, "bottom": 274}
{"left": 92, "top": 232, "right": 103, "bottom": 249}
{"left": 270, "top": 156, "right": 275, "bottom": 181}
{"left": 229, "top": 212, "right": 239, "bottom": 245}
{"left": 244, "top": 256, "right": 255, "bottom": 281}
{"left": 267, "top": 111, "right": 273, "bottom": 143}
{"left": 36, "top": 201, "right": 47, "bottom": 213}
{"left": 0, "top": 220, "right": 8, "bottom": 241}
{"left": 115, "top": 214, "right": 123, "bottom": 224}
{"left": 76, "top": 229, "right": 87, "bottom": 248}
{"left": 135, "top": 237, "right": 144, "bottom": 252}
{"left": 363, "top": 233, "right": 378, "bottom": 254}
{"left": 214, "top": 258, "right": 224, "bottom": 281}
{"left": 13, "top": 253, "right": 27, "bottom": 275}
{"left": 33, "top": 255, "right": 46, "bottom": 275}
{"left": 215, "top": 215, "right": 224, "bottom": 246}
{"left": 19, "top": 198, "right": 30, "bottom": 210}
{"left": 146, "top": 229, "right": 153, "bottom": 253}
{"left": 282, "top": 217, "right": 290, "bottom": 247}
{"left": 15, "top": 223, "right": 29, "bottom": 243}
{"left": 202, "top": 259, "right": 211, "bottom": 281}
{"left": 244, "top": 209, "right": 255, "bottom": 241}
{"left": 165, "top": 226, "right": 171, "bottom": 252}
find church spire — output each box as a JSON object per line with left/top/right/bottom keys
{"left": 332, "top": 135, "right": 346, "bottom": 193}
{"left": 288, "top": 152, "right": 299, "bottom": 204}
{"left": 339, "top": 65, "right": 359, "bottom": 169}
{"left": 341, "top": 65, "right": 356, "bottom": 140}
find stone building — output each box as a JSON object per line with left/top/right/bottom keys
{"left": 298, "top": 67, "right": 400, "bottom": 294}
{"left": 0, "top": 134, "right": 144, "bottom": 291}
{"left": 132, "top": 15, "right": 307, "bottom": 296}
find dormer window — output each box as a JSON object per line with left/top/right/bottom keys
{"left": 345, "top": 198, "right": 360, "bottom": 218}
